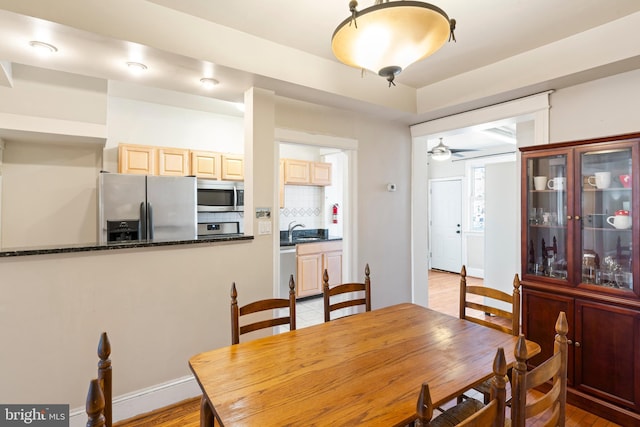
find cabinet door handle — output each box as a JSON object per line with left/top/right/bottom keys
{"left": 574, "top": 341, "right": 581, "bottom": 347}
{"left": 566, "top": 215, "right": 572, "bottom": 220}
{"left": 567, "top": 339, "right": 573, "bottom": 345}
{"left": 574, "top": 215, "right": 581, "bottom": 220}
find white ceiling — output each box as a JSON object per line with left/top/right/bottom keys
{"left": 0, "top": 0, "right": 639, "bottom": 152}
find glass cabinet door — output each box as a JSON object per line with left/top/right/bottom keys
{"left": 579, "top": 146, "right": 633, "bottom": 290}
{"left": 525, "top": 153, "right": 569, "bottom": 282}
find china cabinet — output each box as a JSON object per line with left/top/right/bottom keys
{"left": 520, "top": 133, "right": 640, "bottom": 425}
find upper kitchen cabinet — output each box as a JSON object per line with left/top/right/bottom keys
{"left": 221, "top": 154, "right": 244, "bottom": 181}
{"left": 283, "top": 159, "right": 310, "bottom": 184}
{"left": 311, "top": 162, "right": 332, "bottom": 186}
{"left": 519, "top": 133, "right": 640, "bottom": 425}
{"left": 190, "top": 150, "right": 220, "bottom": 179}
{"left": 282, "top": 159, "right": 332, "bottom": 186}
{"left": 157, "top": 147, "right": 190, "bottom": 176}
{"left": 119, "top": 143, "right": 189, "bottom": 176}
{"left": 118, "top": 143, "right": 156, "bottom": 175}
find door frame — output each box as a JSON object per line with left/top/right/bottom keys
{"left": 410, "top": 92, "right": 551, "bottom": 307}
{"left": 274, "top": 128, "right": 358, "bottom": 298}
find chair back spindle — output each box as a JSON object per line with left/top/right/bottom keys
{"left": 511, "top": 311, "right": 568, "bottom": 427}
{"left": 86, "top": 378, "right": 106, "bottom": 427}
{"left": 323, "top": 263, "right": 371, "bottom": 322}
{"left": 230, "top": 275, "right": 296, "bottom": 344}
{"left": 97, "top": 332, "right": 112, "bottom": 427}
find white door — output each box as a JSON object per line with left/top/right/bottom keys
{"left": 430, "top": 179, "right": 462, "bottom": 273}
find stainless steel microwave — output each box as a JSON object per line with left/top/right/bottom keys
{"left": 197, "top": 179, "right": 244, "bottom": 212}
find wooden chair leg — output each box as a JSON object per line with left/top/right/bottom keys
{"left": 200, "top": 395, "right": 215, "bottom": 427}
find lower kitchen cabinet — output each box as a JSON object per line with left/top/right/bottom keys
{"left": 522, "top": 288, "right": 640, "bottom": 424}
{"left": 296, "top": 241, "right": 342, "bottom": 298}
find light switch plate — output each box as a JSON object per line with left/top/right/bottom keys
{"left": 258, "top": 220, "right": 272, "bottom": 235}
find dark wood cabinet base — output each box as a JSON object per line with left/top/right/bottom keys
{"left": 567, "top": 387, "right": 640, "bottom": 426}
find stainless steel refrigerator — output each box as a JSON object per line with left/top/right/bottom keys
{"left": 98, "top": 173, "right": 197, "bottom": 244}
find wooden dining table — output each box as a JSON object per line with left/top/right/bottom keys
{"left": 189, "top": 303, "right": 540, "bottom": 426}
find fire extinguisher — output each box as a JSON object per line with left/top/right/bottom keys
{"left": 332, "top": 203, "right": 339, "bottom": 224}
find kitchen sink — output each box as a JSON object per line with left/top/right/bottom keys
{"left": 294, "top": 237, "right": 323, "bottom": 242}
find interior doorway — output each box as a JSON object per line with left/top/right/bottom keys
{"left": 274, "top": 128, "right": 358, "bottom": 300}
{"left": 410, "top": 91, "right": 551, "bottom": 307}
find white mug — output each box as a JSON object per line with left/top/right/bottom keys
{"left": 588, "top": 172, "right": 611, "bottom": 189}
{"left": 607, "top": 211, "right": 632, "bottom": 229}
{"left": 533, "top": 176, "right": 547, "bottom": 191}
{"left": 547, "top": 177, "right": 566, "bottom": 191}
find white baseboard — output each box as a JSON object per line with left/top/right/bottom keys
{"left": 466, "top": 268, "right": 484, "bottom": 279}
{"left": 69, "top": 375, "right": 201, "bottom": 427}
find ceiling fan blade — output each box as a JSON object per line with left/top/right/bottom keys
{"left": 450, "top": 148, "right": 480, "bottom": 153}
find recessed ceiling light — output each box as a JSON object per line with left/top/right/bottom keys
{"left": 29, "top": 40, "right": 58, "bottom": 54}
{"left": 126, "top": 61, "right": 147, "bottom": 74}
{"left": 199, "top": 77, "right": 219, "bottom": 89}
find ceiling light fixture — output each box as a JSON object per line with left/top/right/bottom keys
{"left": 29, "top": 40, "right": 58, "bottom": 54}
{"left": 331, "top": 0, "right": 456, "bottom": 87}
{"left": 430, "top": 138, "right": 452, "bottom": 161}
{"left": 126, "top": 61, "right": 147, "bottom": 74}
{"left": 199, "top": 77, "right": 219, "bottom": 89}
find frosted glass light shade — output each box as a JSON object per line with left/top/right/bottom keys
{"left": 332, "top": 1, "right": 452, "bottom": 82}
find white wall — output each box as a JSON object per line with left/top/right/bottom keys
{"left": 0, "top": 66, "right": 107, "bottom": 248}
{"left": 484, "top": 161, "right": 518, "bottom": 306}
{"left": 550, "top": 69, "right": 640, "bottom": 143}
{"left": 2, "top": 141, "right": 102, "bottom": 248}
{"left": 104, "top": 96, "right": 244, "bottom": 173}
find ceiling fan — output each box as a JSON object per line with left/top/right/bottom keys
{"left": 428, "top": 138, "right": 479, "bottom": 161}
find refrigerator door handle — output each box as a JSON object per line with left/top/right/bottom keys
{"left": 147, "top": 202, "right": 154, "bottom": 240}
{"left": 140, "top": 202, "right": 147, "bottom": 240}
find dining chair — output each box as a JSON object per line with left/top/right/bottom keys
{"left": 322, "top": 263, "right": 371, "bottom": 322}
{"left": 230, "top": 274, "right": 296, "bottom": 344}
{"left": 510, "top": 311, "right": 568, "bottom": 427}
{"left": 459, "top": 265, "right": 520, "bottom": 404}
{"left": 86, "top": 332, "right": 112, "bottom": 427}
{"left": 415, "top": 347, "right": 508, "bottom": 427}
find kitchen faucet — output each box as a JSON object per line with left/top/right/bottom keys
{"left": 288, "top": 221, "right": 305, "bottom": 242}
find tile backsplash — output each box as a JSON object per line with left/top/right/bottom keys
{"left": 279, "top": 185, "right": 325, "bottom": 230}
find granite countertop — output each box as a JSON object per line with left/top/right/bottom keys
{"left": 279, "top": 228, "right": 342, "bottom": 247}
{"left": 0, "top": 234, "right": 254, "bottom": 257}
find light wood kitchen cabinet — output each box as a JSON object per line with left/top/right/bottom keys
{"left": 221, "top": 154, "right": 244, "bottom": 181}
{"left": 311, "top": 161, "right": 332, "bottom": 185}
{"left": 296, "top": 240, "right": 342, "bottom": 298}
{"left": 190, "top": 150, "right": 220, "bottom": 179}
{"left": 282, "top": 159, "right": 332, "bottom": 186}
{"left": 283, "top": 159, "right": 310, "bottom": 184}
{"left": 520, "top": 132, "right": 640, "bottom": 425}
{"left": 157, "top": 147, "right": 190, "bottom": 176}
{"left": 118, "top": 143, "right": 156, "bottom": 175}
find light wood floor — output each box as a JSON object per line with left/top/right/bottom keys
{"left": 114, "top": 269, "right": 620, "bottom": 427}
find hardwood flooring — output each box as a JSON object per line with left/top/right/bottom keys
{"left": 114, "top": 269, "right": 620, "bottom": 427}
